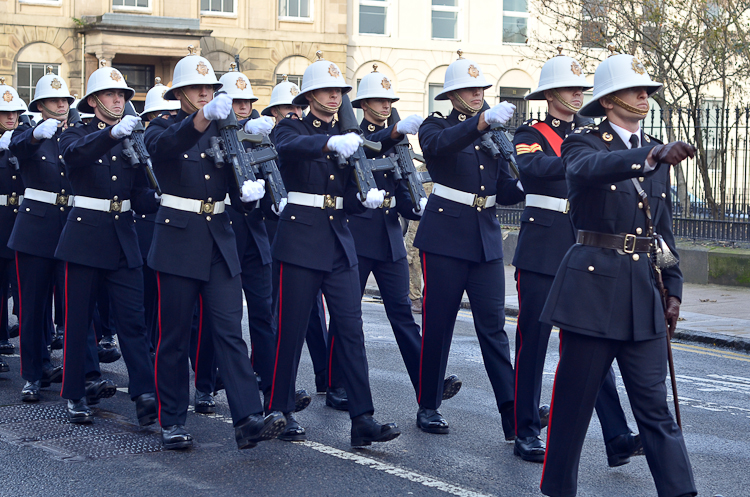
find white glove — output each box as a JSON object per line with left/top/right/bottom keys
{"left": 111, "top": 115, "right": 141, "bottom": 140}
{"left": 271, "top": 197, "right": 287, "bottom": 216}
{"left": 413, "top": 197, "right": 428, "bottom": 216}
{"left": 202, "top": 93, "right": 233, "bottom": 121}
{"left": 33, "top": 118, "right": 59, "bottom": 141}
{"left": 396, "top": 114, "right": 424, "bottom": 136}
{"left": 327, "top": 133, "right": 363, "bottom": 159}
{"left": 0, "top": 131, "right": 12, "bottom": 152}
{"left": 359, "top": 188, "right": 385, "bottom": 209}
{"left": 484, "top": 101, "right": 516, "bottom": 126}
{"left": 241, "top": 178, "right": 266, "bottom": 203}
{"left": 244, "top": 116, "right": 274, "bottom": 136}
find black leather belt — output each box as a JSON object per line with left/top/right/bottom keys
{"left": 577, "top": 230, "right": 652, "bottom": 254}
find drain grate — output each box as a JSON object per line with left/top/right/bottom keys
{"left": 0, "top": 402, "right": 162, "bottom": 461}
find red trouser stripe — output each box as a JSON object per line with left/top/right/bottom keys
{"left": 268, "top": 263, "right": 284, "bottom": 408}
{"left": 194, "top": 295, "right": 203, "bottom": 388}
{"left": 61, "top": 262, "right": 69, "bottom": 395}
{"left": 540, "top": 330, "right": 562, "bottom": 488}
{"left": 513, "top": 270, "right": 523, "bottom": 436}
{"left": 327, "top": 336, "right": 335, "bottom": 387}
{"left": 14, "top": 252, "right": 22, "bottom": 375}
{"left": 155, "top": 272, "right": 164, "bottom": 425}
{"left": 417, "top": 253, "right": 426, "bottom": 405}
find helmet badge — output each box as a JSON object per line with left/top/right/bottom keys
{"left": 631, "top": 58, "right": 646, "bottom": 75}
{"left": 570, "top": 61, "right": 582, "bottom": 76}
{"left": 196, "top": 61, "right": 209, "bottom": 76}
{"left": 110, "top": 70, "right": 122, "bottom": 82}
{"left": 161, "top": 89, "right": 168, "bottom": 99}
{"left": 50, "top": 78, "right": 62, "bottom": 90}
{"left": 3, "top": 91, "right": 13, "bottom": 103}
{"left": 236, "top": 78, "right": 247, "bottom": 90}
{"left": 381, "top": 77, "right": 391, "bottom": 90}
{"left": 290, "top": 86, "right": 299, "bottom": 96}
{"left": 467, "top": 65, "right": 480, "bottom": 78}
{"left": 328, "top": 64, "right": 340, "bottom": 78}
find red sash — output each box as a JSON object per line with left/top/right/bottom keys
{"left": 531, "top": 122, "right": 563, "bottom": 157}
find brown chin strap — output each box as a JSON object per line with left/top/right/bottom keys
{"left": 551, "top": 89, "right": 582, "bottom": 113}
{"left": 311, "top": 93, "right": 341, "bottom": 114}
{"left": 93, "top": 94, "right": 124, "bottom": 121}
{"left": 361, "top": 101, "right": 391, "bottom": 121}
{"left": 234, "top": 111, "right": 251, "bottom": 120}
{"left": 451, "top": 91, "right": 483, "bottom": 115}
{"left": 606, "top": 94, "right": 649, "bottom": 117}
{"left": 178, "top": 89, "right": 201, "bottom": 114}
{"left": 38, "top": 101, "right": 69, "bottom": 120}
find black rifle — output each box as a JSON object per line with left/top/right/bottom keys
{"left": 237, "top": 130, "right": 288, "bottom": 211}
{"left": 67, "top": 107, "right": 82, "bottom": 127}
{"left": 336, "top": 93, "right": 396, "bottom": 198}
{"left": 386, "top": 108, "right": 431, "bottom": 212}
{"left": 121, "top": 102, "right": 162, "bottom": 195}
{"left": 478, "top": 101, "right": 520, "bottom": 178}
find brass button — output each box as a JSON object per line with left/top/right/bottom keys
{"left": 201, "top": 153, "right": 206, "bottom": 159}
{"left": 76, "top": 217, "right": 81, "bottom": 221}
{"left": 229, "top": 221, "right": 232, "bottom": 225}
{"left": 141, "top": 214, "right": 145, "bottom": 218}
{"left": 244, "top": 213, "right": 248, "bottom": 216}
{"left": 438, "top": 208, "right": 444, "bottom": 212}
{"left": 529, "top": 217, "right": 535, "bottom": 222}
{"left": 326, "top": 155, "right": 331, "bottom": 160}
{"left": 12, "top": 175, "right": 16, "bottom": 180}
{"left": 610, "top": 185, "right": 616, "bottom": 190}
{"left": 475, "top": 145, "right": 480, "bottom": 151}
{"left": 25, "top": 207, "right": 30, "bottom": 212}
{"left": 479, "top": 165, "right": 484, "bottom": 170}
{"left": 165, "top": 219, "right": 170, "bottom": 223}
{"left": 61, "top": 189, "right": 66, "bottom": 194}
{"left": 480, "top": 186, "right": 485, "bottom": 191}
{"left": 113, "top": 195, "right": 118, "bottom": 201}
{"left": 639, "top": 177, "right": 645, "bottom": 182}
{"left": 632, "top": 254, "right": 640, "bottom": 261}
{"left": 183, "top": 154, "right": 189, "bottom": 159}
{"left": 206, "top": 216, "right": 211, "bottom": 221}
{"left": 112, "top": 156, "right": 117, "bottom": 161}
{"left": 111, "top": 175, "right": 117, "bottom": 181}
{"left": 59, "top": 207, "right": 64, "bottom": 211}
{"left": 588, "top": 266, "right": 595, "bottom": 271}
{"left": 114, "top": 215, "right": 119, "bottom": 220}
{"left": 476, "top": 207, "right": 481, "bottom": 212}
{"left": 329, "top": 215, "right": 334, "bottom": 220}
{"left": 636, "top": 227, "right": 643, "bottom": 234}
{"left": 346, "top": 219, "right": 349, "bottom": 222}
{"left": 384, "top": 173, "right": 387, "bottom": 178}
{"left": 661, "top": 193, "right": 666, "bottom": 198}
{"left": 638, "top": 202, "right": 643, "bottom": 209}
{"left": 291, "top": 215, "right": 296, "bottom": 220}
{"left": 42, "top": 156, "right": 46, "bottom": 160}
{"left": 205, "top": 174, "right": 210, "bottom": 180}
{"left": 329, "top": 175, "right": 334, "bottom": 180}
{"left": 61, "top": 171, "right": 65, "bottom": 176}
{"left": 207, "top": 197, "right": 212, "bottom": 202}
{"left": 631, "top": 164, "right": 640, "bottom": 170}
{"left": 385, "top": 210, "right": 389, "bottom": 214}
{"left": 58, "top": 155, "right": 62, "bottom": 159}
{"left": 98, "top": 159, "right": 102, "bottom": 163}
{"left": 13, "top": 209, "right": 17, "bottom": 213}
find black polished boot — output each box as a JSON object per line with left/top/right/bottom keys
{"left": 294, "top": 389, "right": 311, "bottom": 413}
{"left": 442, "top": 374, "right": 462, "bottom": 400}
{"left": 416, "top": 407, "right": 449, "bottom": 434}
{"left": 40, "top": 364, "right": 63, "bottom": 388}
{"left": 85, "top": 378, "right": 117, "bottom": 405}
{"left": 194, "top": 390, "right": 216, "bottom": 414}
{"left": 0, "top": 339, "right": 14, "bottom": 355}
{"left": 97, "top": 335, "right": 121, "bottom": 363}
{"left": 67, "top": 398, "right": 93, "bottom": 424}
{"left": 234, "top": 412, "right": 287, "bottom": 450}
{"left": 538, "top": 405, "right": 550, "bottom": 430}
{"left": 278, "top": 412, "right": 306, "bottom": 442}
{"left": 351, "top": 413, "right": 400, "bottom": 448}
{"left": 0, "top": 356, "right": 8, "bottom": 373}
{"left": 21, "top": 380, "right": 40, "bottom": 402}
{"left": 325, "top": 387, "right": 349, "bottom": 411}
{"left": 605, "top": 432, "right": 644, "bottom": 467}
{"left": 315, "top": 370, "right": 327, "bottom": 395}
{"left": 162, "top": 425, "right": 193, "bottom": 450}
{"left": 134, "top": 393, "right": 157, "bottom": 426}
{"left": 514, "top": 436, "right": 546, "bottom": 463}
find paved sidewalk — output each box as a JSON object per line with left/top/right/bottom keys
{"left": 365, "top": 265, "right": 750, "bottom": 352}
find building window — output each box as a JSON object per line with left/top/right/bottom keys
{"left": 112, "top": 0, "right": 149, "bottom": 7}
{"left": 201, "top": 0, "right": 234, "bottom": 14}
{"left": 432, "top": 0, "right": 459, "bottom": 40}
{"left": 113, "top": 64, "right": 154, "bottom": 94}
{"left": 279, "top": 0, "right": 311, "bottom": 19}
{"left": 502, "top": 0, "right": 528, "bottom": 44}
{"left": 428, "top": 83, "right": 454, "bottom": 116}
{"left": 275, "top": 74, "right": 303, "bottom": 87}
{"left": 498, "top": 87, "right": 529, "bottom": 118}
{"left": 16, "top": 63, "right": 60, "bottom": 105}
{"left": 359, "top": 0, "right": 388, "bottom": 35}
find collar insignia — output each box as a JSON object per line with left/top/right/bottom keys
{"left": 313, "top": 119, "right": 321, "bottom": 128}
{"left": 458, "top": 113, "right": 467, "bottom": 122}
{"left": 97, "top": 122, "right": 106, "bottom": 130}
{"left": 602, "top": 132, "right": 613, "bottom": 142}
{"left": 644, "top": 135, "right": 651, "bottom": 143}
{"left": 551, "top": 119, "right": 560, "bottom": 127}
{"left": 367, "top": 124, "right": 376, "bottom": 132}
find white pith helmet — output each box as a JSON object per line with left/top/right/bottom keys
{"left": 218, "top": 64, "right": 258, "bottom": 102}
{"left": 0, "top": 77, "right": 28, "bottom": 113}
{"left": 579, "top": 50, "right": 662, "bottom": 118}
{"left": 164, "top": 45, "right": 221, "bottom": 100}
{"left": 435, "top": 50, "right": 492, "bottom": 101}
{"left": 526, "top": 47, "right": 592, "bottom": 100}
{"left": 71, "top": 94, "right": 95, "bottom": 119}
{"left": 28, "top": 67, "right": 74, "bottom": 113}
{"left": 261, "top": 75, "right": 307, "bottom": 116}
{"left": 142, "top": 77, "right": 181, "bottom": 117}
{"left": 351, "top": 64, "right": 399, "bottom": 108}
{"left": 78, "top": 60, "right": 135, "bottom": 114}
{"left": 291, "top": 51, "right": 352, "bottom": 106}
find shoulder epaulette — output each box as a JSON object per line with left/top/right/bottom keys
{"left": 429, "top": 111, "right": 445, "bottom": 119}
{"left": 523, "top": 118, "right": 539, "bottom": 126}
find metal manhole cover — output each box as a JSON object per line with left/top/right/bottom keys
{"left": 37, "top": 431, "right": 163, "bottom": 460}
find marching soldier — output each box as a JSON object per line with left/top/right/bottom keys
{"left": 263, "top": 76, "right": 330, "bottom": 396}
{"left": 269, "top": 52, "right": 400, "bottom": 447}
{"left": 0, "top": 78, "right": 26, "bottom": 365}
{"left": 539, "top": 52, "right": 697, "bottom": 497}
{"left": 512, "top": 51, "right": 642, "bottom": 465}
{"left": 57, "top": 62, "right": 158, "bottom": 425}
{"left": 415, "top": 52, "right": 524, "bottom": 436}
{"left": 326, "top": 65, "right": 462, "bottom": 409}
{"left": 9, "top": 69, "right": 101, "bottom": 403}
{"left": 144, "top": 46, "right": 285, "bottom": 450}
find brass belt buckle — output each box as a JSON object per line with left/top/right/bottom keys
{"left": 563, "top": 199, "right": 570, "bottom": 214}
{"left": 324, "top": 194, "right": 335, "bottom": 209}
{"left": 474, "top": 195, "right": 487, "bottom": 210}
{"left": 623, "top": 233, "right": 636, "bottom": 254}
{"left": 110, "top": 200, "right": 122, "bottom": 212}
{"left": 200, "top": 200, "right": 214, "bottom": 214}
{"left": 381, "top": 197, "right": 392, "bottom": 209}
{"left": 8, "top": 194, "right": 18, "bottom": 206}
{"left": 56, "top": 194, "right": 69, "bottom": 206}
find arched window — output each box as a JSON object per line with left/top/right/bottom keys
{"left": 15, "top": 43, "right": 68, "bottom": 104}
{"left": 204, "top": 51, "right": 236, "bottom": 79}
{"left": 274, "top": 56, "right": 312, "bottom": 88}
{"left": 424, "top": 65, "right": 453, "bottom": 117}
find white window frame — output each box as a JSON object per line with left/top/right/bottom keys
{"left": 18, "top": 0, "right": 62, "bottom": 6}
{"left": 431, "top": 0, "right": 461, "bottom": 41}
{"left": 200, "top": 0, "right": 237, "bottom": 18}
{"left": 502, "top": 0, "right": 529, "bottom": 45}
{"left": 358, "top": 0, "right": 390, "bottom": 37}
{"left": 111, "top": 0, "right": 152, "bottom": 13}
{"left": 16, "top": 62, "right": 61, "bottom": 105}
{"left": 278, "top": 0, "right": 314, "bottom": 23}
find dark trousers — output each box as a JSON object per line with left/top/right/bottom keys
{"left": 514, "top": 269, "right": 631, "bottom": 441}
{"left": 190, "top": 301, "right": 216, "bottom": 394}
{"left": 240, "top": 247, "right": 275, "bottom": 394}
{"left": 155, "top": 256, "right": 262, "bottom": 427}
{"left": 540, "top": 331, "right": 696, "bottom": 497}
{"left": 93, "top": 285, "right": 115, "bottom": 341}
{"left": 418, "top": 252, "right": 514, "bottom": 411}
{"left": 329, "top": 255, "right": 421, "bottom": 396}
{"left": 0, "top": 257, "right": 11, "bottom": 340}
{"left": 61, "top": 261, "right": 154, "bottom": 401}
{"left": 269, "top": 251, "right": 373, "bottom": 418}
{"left": 142, "top": 262, "right": 158, "bottom": 353}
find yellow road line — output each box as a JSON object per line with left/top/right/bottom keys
{"left": 671, "top": 343, "right": 750, "bottom": 363}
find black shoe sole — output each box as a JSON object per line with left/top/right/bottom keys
{"left": 86, "top": 383, "right": 117, "bottom": 405}
{"left": 417, "top": 422, "right": 450, "bottom": 434}
{"left": 195, "top": 403, "right": 216, "bottom": 414}
{"left": 21, "top": 393, "right": 39, "bottom": 403}
{"left": 68, "top": 413, "right": 94, "bottom": 425}
{"left": 0, "top": 363, "right": 9, "bottom": 373}
{"left": 442, "top": 376, "right": 462, "bottom": 401}
{"left": 325, "top": 399, "right": 349, "bottom": 411}
{"left": 351, "top": 427, "right": 401, "bottom": 448}
{"left": 0, "top": 347, "right": 14, "bottom": 356}
{"left": 514, "top": 446, "right": 545, "bottom": 463}
{"left": 294, "top": 394, "right": 311, "bottom": 413}
{"left": 237, "top": 415, "right": 287, "bottom": 450}
{"left": 278, "top": 429, "right": 307, "bottom": 442}
{"left": 49, "top": 339, "right": 63, "bottom": 351}
{"left": 138, "top": 411, "right": 158, "bottom": 427}
{"left": 41, "top": 368, "right": 63, "bottom": 388}
{"left": 98, "top": 351, "right": 122, "bottom": 364}
{"left": 163, "top": 439, "right": 193, "bottom": 450}
{"left": 608, "top": 455, "right": 632, "bottom": 467}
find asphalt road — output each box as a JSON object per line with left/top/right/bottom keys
{"left": 0, "top": 297, "right": 746, "bottom": 497}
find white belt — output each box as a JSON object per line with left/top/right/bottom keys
{"left": 161, "top": 193, "right": 225, "bottom": 214}
{"left": 525, "top": 194, "right": 569, "bottom": 213}
{"left": 24, "top": 188, "right": 72, "bottom": 206}
{"left": 222, "top": 194, "right": 259, "bottom": 209}
{"left": 287, "top": 192, "right": 343, "bottom": 210}
{"left": 72, "top": 195, "right": 131, "bottom": 213}
{"left": 432, "top": 183, "right": 496, "bottom": 209}
{"left": 0, "top": 194, "right": 23, "bottom": 206}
